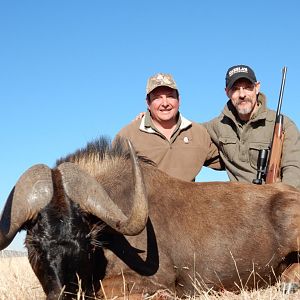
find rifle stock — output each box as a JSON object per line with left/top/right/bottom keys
{"left": 265, "top": 67, "right": 287, "bottom": 184}
{"left": 265, "top": 115, "right": 284, "bottom": 183}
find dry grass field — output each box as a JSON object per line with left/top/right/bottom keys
{"left": 1, "top": 255, "right": 300, "bottom": 300}
{"left": 0, "top": 255, "right": 44, "bottom": 299}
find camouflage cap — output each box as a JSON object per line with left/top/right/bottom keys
{"left": 146, "top": 73, "right": 178, "bottom": 95}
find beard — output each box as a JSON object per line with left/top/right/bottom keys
{"left": 237, "top": 106, "right": 253, "bottom": 115}
{"left": 236, "top": 100, "right": 253, "bottom": 115}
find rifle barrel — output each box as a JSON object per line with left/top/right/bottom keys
{"left": 276, "top": 66, "right": 287, "bottom": 118}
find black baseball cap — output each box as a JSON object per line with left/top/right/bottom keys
{"left": 225, "top": 65, "right": 257, "bottom": 89}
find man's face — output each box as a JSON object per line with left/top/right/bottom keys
{"left": 147, "top": 86, "right": 179, "bottom": 124}
{"left": 226, "top": 78, "right": 260, "bottom": 120}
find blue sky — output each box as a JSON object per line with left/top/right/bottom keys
{"left": 1, "top": 1, "right": 300, "bottom": 250}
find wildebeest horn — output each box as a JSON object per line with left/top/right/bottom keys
{"left": 0, "top": 164, "right": 53, "bottom": 250}
{"left": 58, "top": 140, "right": 148, "bottom": 236}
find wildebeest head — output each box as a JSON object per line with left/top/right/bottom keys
{"left": 0, "top": 138, "right": 149, "bottom": 298}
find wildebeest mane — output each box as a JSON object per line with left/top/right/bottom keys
{"left": 55, "top": 136, "right": 156, "bottom": 168}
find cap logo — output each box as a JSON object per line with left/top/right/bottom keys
{"left": 146, "top": 73, "right": 177, "bottom": 95}
{"left": 229, "top": 67, "right": 248, "bottom": 77}
{"left": 155, "top": 74, "right": 172, "bottom": 85}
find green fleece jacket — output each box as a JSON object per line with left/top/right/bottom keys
{"left": 204, "top": 93, "right": 300, "bottom": 189}
{"left": 116, "top": 111, "right": 223, "bottom": 182}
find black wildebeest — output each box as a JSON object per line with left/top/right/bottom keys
{"left": 1, "top": 137, "right": 300, "bottom": 299}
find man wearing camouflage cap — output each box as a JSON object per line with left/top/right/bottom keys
{"left": 115, "top": 73, "right": 223, "bottom": 182}
{"left": 204, "top": 64, "right": 300, "bottom": 189}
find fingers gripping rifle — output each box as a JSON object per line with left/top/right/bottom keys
{"left": 253, "top": 67, "right": 287, "bottom": 184}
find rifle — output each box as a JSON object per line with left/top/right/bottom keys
{"left": 253, "top": 67, "right": 287, "bottom": 184}
{"left": 265, "top": 66, "right": 287, "bottom": 184}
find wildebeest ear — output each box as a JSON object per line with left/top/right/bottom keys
{"left": 0, "top": 164, "right": 53, "bottom": 250}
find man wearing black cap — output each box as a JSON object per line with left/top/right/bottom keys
{"left": 205, "top": 64, "right": 300, "bottom": 189}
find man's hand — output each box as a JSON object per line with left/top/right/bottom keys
{"left": 133, "top": 112, "right": 146, "bottom": 121}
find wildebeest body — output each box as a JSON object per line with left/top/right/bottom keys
{"left": 1, "top": 137, "right": 300, "bottom": 299}
{"left": 100, "top": 169, "right": 300, "bottom": 295}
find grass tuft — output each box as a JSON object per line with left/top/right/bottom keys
{"left": 1, "top": 256, "right": 300, "bottom": 299}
